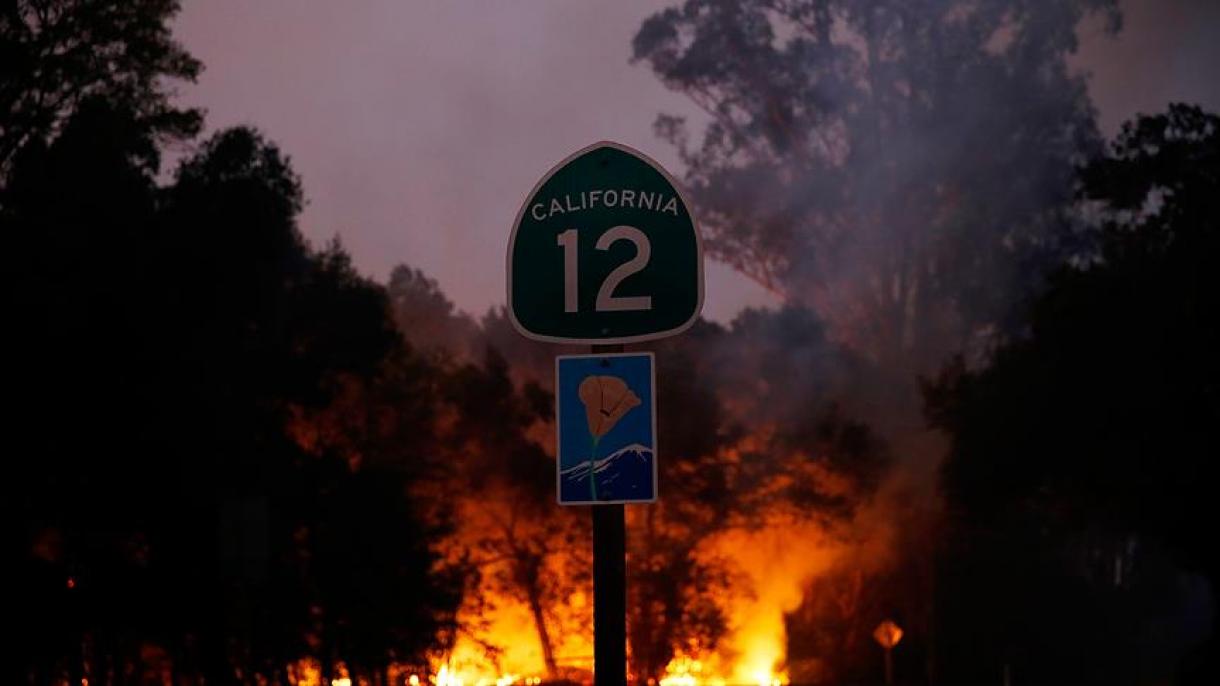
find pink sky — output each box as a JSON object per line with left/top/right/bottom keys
{"left": 174, "top": 0, "right": 1220, "bottom": 323}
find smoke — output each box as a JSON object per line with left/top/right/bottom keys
{"left": 637, "top": 0, "right": 1117, "bottom": 374}
{"left": 386, "top": 272, "right": 926, "bottom": 681}
{"left": 376, "top": 4, "right": 1129, "bottom": 678}
{"left": 627, "top": 1, "right": 1128, "bottom": 679}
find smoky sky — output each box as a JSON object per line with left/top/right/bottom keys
{"left": 174, "top": 0, "right": 1220, "bottom": 324}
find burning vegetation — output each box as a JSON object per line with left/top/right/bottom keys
{"left": 5, "top": 1, "right": 1218, "bottom": 685}
{"left": 392, "top": 295, "right": 903, "bottom": 686}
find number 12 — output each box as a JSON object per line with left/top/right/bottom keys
{"left": 556, "top": 226, "right": 653, "bottom": 313}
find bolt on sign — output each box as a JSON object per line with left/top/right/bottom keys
{"left": 556, "top": 353, "right": 657, "bottom": 505}
{"left": 507, "top": 141, "right": 704, "bottom": 344}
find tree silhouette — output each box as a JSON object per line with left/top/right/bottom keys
{"left": 386, "top": 265, "right": 482, "bottom": 365}
{"left": 634, "top": 0, "right": 1118, "bottom": 370}
{"left": 2, "top": 100, "right": 463, "bottom": 684}
{"left": 437, "top": 348, "right": 587, "bottom": 680}
{"left": 0, "top": 0, "right": 201, "bottom": 170}
{"left": 926, "top": 104, "right": 1220, "bottom": 685}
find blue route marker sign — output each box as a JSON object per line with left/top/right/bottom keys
{"left": 556, "top": 352, "right": 657, "bottom": 505}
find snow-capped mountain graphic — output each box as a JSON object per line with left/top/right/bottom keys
{"left": 560, "top": 443, "right": 655, "bottom": 501}
{"left": 560, "top": 443, "right": 652, "bottom": 478}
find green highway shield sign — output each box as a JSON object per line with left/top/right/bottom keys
{"left": 507, "top": 141, "right": 703, "bottom": 344}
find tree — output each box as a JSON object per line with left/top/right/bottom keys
{"left": 437, "top": 348, "right": 585, "bottom": 681}
{"left": 387, "top": 264, "right": 482, "bottom": 364}
{"left": 1, "top": 102, "right": 463, "bottom": 684}
{"left": 926, "top": 105, "right": 1220, "bottom": 685}
{"left": 2, "top": 98, "right": 167, "bottom": 685}
{"left": 0, "top": 0, "right": 201, "bottom": 171}
{"left": 634, "top": 0, "right": 1118, "bottom": 370}
{"left": 1, "top": 4, "right": 475, "bottom": 683}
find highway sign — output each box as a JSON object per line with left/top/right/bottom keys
{"left": 508, "top": 141, "right": 703, "bottom": 344}
{"left": 556, "top": 352, "right": 656, "bottom": 504}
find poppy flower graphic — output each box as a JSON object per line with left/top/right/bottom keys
{"left": 578, "top": 375, "right": 641, "bottom": 438}
{"left": 577, "top": 374, "right": 641, "bottom": 500}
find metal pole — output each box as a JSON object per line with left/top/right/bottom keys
{"left": 885, "top": 646, "right": 894, "bottom": 686}
{"left": 591, "top": 343, "right": 627, "bottom": 686}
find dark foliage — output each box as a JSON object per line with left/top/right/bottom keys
{"left": 1, "top": 100, "right": 461, "bottom": 684}
{"left": 0, "top": 0, "right": 202, "bottom": 170}
{"left": 927, "top": 105, "right": 1220, "bottom": 685}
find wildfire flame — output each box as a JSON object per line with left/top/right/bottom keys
{"left": 283, "top": 510, "right": 866, "bottom": 686}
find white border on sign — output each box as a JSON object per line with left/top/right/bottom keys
{"left": 554, "top": 352, "right": 659, "bottom": 506}
{"left": 507, "top": 140, "right": 705, "bottom": 345}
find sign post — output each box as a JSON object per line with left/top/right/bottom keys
{"left": 590, "top": 345, "right": 627, "bottom": 686}
{"left": 873, "top": 619, "right": 904, "bottom": 686}
{"left": 509, "top": 141, "right": 702, "bottom": 686}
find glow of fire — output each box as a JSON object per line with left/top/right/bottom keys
{"left": 429, "top": 512, "right": 860, "bottom": 686}
{"left": 650, "top": 511, "right": 867, "bottom": 686}
{"left": 282, "top": 511, "right": 885, "bottom": 686}
{"left": 275, "top": 475, "right": 896, "bottom": 686}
